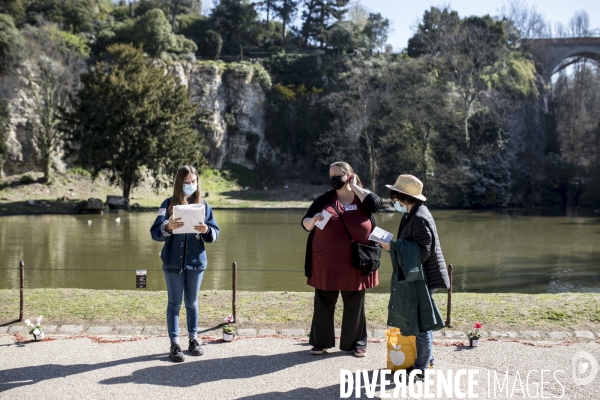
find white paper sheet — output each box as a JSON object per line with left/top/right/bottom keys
{"left": 172, "top": 204, "right": 205, "bottom": 234}
{"left": 368, "top": 226, "right": 393, "bottom": 244}
{"left": 314, "top": 209, "right": 332, "bottom": 230}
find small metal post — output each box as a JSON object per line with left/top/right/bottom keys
{"left": 19, "top": 261, "right": 24, "bottom": 322}
{"left": 446, "top": 263, "right": 453, "bottom": 327}
{"left": 232, "top": 261, "right": 237, "bottom": 324}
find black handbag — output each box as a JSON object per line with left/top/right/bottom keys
{"left": 330, "top": 202, "right": 381, "bottom": 275}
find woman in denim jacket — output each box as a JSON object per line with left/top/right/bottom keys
{"left": 150, "top": 165, "right": 219, "bottom": 362}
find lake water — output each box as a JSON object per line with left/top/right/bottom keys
{"left": 0, "top": 208, "right": 599, "bottom": 293}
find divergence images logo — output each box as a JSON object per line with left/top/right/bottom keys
{"left": 572, "top": 351, "right": 598, "bottom": 386}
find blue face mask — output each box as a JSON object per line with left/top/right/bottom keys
{"left": 183, "top": 183, "right": 197, "bottom": 196}
{"left": 393, "top": 201, "right": 407, "bottom": 213}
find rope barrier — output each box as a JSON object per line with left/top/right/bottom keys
{"left": 0, "top": 267, "right": 598, "bottom": 276}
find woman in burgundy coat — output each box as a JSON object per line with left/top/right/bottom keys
{"left": 301, "top": 161, "right": 381, "bottom": 357}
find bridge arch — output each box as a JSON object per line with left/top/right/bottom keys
{"left": 529, "top": 37, "right": 600, "bottom": 81}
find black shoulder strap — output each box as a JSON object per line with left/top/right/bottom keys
{"left": 330, "top": 202, "right": 355, "bottom": 244}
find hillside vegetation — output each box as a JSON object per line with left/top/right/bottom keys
{"left": 0, "top": 1, "right": 599, "bottom": 209}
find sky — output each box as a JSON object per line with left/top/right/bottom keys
{"left": 356, "top": 0, "right": 600, "bottom": 51}
{"left": 198, "top": 0, "right": 600, "bottom": 51}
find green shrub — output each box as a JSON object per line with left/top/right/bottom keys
{"left": 252, "top": 63, "right": 272, "bottom": 90}
{"left": 200, "top": 30, "right": 222, "bottom": 61}
{"left": 68, "top": 167, "right": 91, "bottom": 177}
{"left": 267, "top": 45, "right": 283, "bottom": 53}
{"left": 20, "top": 174, "right": 35, "bottom": 184}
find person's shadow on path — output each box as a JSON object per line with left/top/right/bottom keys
{"left": 235, "top": 369, "right": 405, "bottom": 399}
{"left": 235, "top": 384, "right": 342, "bottom": 399}
{"left": 0, "top": 343, "right": 346, "bottom": 392}
{"left": 98, "top": 347, "right": 346, "bottom": 387}
{"left": 0, "top": 354, "right": 164, "bottom": 393}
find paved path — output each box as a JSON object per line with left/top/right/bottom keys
{"left": 1, "top": 333, "right": 599, "bottom": 399}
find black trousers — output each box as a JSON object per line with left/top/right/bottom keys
{"left": 309, "top": 289, "right": 368, "bottom": 351}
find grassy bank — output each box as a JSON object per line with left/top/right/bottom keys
{"left": 1, "top": 289, "right": 599, "bottom": 333}
{"left": 0, "top": 166, "right": 325, "bottom": 216}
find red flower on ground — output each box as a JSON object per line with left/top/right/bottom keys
{"left": 474, "top": 322, "right": 483, "bottom": 329}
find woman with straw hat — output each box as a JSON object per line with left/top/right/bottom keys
{"left": 382, "top": 174, "right": 450, "bottom": 378}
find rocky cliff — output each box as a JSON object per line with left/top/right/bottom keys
{"left": 1, "top": 60, "right": 272, "bottom": 176}
{"left": 3, "top": 80, "right": 66, "bottom": 176}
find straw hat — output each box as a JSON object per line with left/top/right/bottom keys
{"left": 385, "top": 174, "right": 427, "bottom": 201}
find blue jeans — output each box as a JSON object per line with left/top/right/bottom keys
{"left": 415, "top": 288, "right": 437, "bottom": 371}
{"left": 164, "top": 269, "right": 205, "bottom": 345}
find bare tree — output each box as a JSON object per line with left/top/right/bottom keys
{"left": 498, "top": 0, "right": 546, "bottom": 39}
{"left": 543, "top": 10, "right": 597, "bottom": 38}
{"left": 20, "top": 26, "right": 83, "bottom": 183}
{"left": 320, "top": 58, "right": 387, "bottom": 191}
{"left": 434, "top": 17, "right": 509, "bottom": 149}
{"left": 568, "top": 10, "right": 591, "bottom": 37}
{"left": 159, "top": 0, "right": 201, "bottom": 31}
{"left": 346, "top": 0, "right": 368, "bottom": 31}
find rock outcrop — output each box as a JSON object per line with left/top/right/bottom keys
{"left": 172, "top": 61, "right": 273, "bottom": 170}
{"left": 2, "top": 60, "right": 271, "bottom": 176}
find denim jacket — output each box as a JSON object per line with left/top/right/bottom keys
{"left": 150, "top": 198, "right": 219, "bottom": 273}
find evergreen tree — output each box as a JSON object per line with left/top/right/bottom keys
{"left": 132, "top": 8, "right": 197, "bottom": 57}
{"left": 199, "top": 29, "right": 222, "bottom": 59}
{"left": 407, "top": 6, "right": 460, "bottom": 57}
{"left": 300, "top": 0, "right": 349, "bottom": 47}
{"left": 159, "top": 0, "right": 202, "bottom": 31}
{"left": 25, "top": 0, "right": 102, "bottom": 33}
{"left": 209, "top": 0, "right": 258, "bottom": 45}
{"left": 272, "top": 0, "right": 298, "bottom": 43}
{"left": 132, "top": 8, "right": 177, "bottom": 56}
{"left": 69, "top": 44, "right": 205, "bottom": 199}
{"left": 0, "top": 0, "right": 25, "bottom": 22}
{"left": 362, "top": 12, "right": 389, "bottom": 53}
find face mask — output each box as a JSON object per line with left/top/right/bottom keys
{"left": 330, "top": 175, "right": 346, "bottom": 190}
{"left": 393, "top": 201, "right": 407, "bottom": 213}
{"left": 183, "top": 183, "right": 197, "bottom": 196}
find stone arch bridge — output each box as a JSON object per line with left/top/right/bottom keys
{"left": 529, "top": 37, "right": 600, "bottom": 81}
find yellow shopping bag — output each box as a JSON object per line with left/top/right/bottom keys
{"left": 385, "top": 328, "right": 417, "bottom": 372}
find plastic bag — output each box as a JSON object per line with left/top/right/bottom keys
{"left": 385, "top": 328, "right": 417, "bottom": 372}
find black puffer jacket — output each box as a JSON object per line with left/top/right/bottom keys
{"left": 396, "top": 204, "right": 450, "bottom": 290}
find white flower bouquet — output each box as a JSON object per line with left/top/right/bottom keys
{"left": 25, "top": 316, "right": 44, "bottom": 340}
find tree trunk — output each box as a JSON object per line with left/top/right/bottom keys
{"left": 423, "top": 128, "right": 431, "bottom": 179}
{"left": 365, "top": 133, "right": 377, "bottom": 192}
{"left": 463, "top": 113, "right": 470, "bottom": 149}
{"left": 123, "top": 181, "right": 132, "bottom": 200}
{"left": 369, "top": 156, "right": 378, "bottom": 193}
{"left": 282, "top": 17, "right": 287, "bottom": 43}
{"left": 170, "top": 0, "right": 179, "bottom": 32}
{"left": 43, "top": 152, "right": 52, "bottom": 183}
{"left": 266, "top": 0, "right": 270, "bottom": 23}
{"left": 463, "top": 96, "right": 476, "bottom": 150}
{"left": 264, "top": 0, "right": 270, "bottom": 44}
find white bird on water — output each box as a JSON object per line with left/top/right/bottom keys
{"left": 115, "top": 217, "right": 121, "bottom": 223}
{"left": 87, "top": 220, "right": 92, "bottom": 225}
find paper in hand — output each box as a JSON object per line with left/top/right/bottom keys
{"left": 368, "top": 226, "right": 393, "bottom": 244}
{"left": 173, "top": 203, "right": 205, "bottom": 234}
{"left": 314, "top": 209, "right": 332, "bottom": 230}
